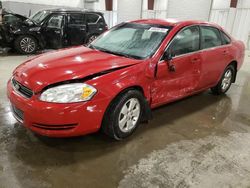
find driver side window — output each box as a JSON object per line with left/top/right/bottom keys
{"left": 47, "top": 15, "right": 64, "bottom": 29}
{"left": 168, "top": 26, "right": 200, "bottom": 57}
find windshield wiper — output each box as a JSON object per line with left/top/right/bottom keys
{"left": 109, "top": 51, "right": 141, "bottom": 59}
{"left": 88, "top": 44, "right": 96, "bottom": 49}
{"left": 93, "top": 46, "right": 141, "bottom": 59}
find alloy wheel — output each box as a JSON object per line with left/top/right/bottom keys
{"left": 118, "top": 98, "right": 141, "bottom": 133}
{"left": 20, "top": 37, "right": 36, "bottom": 53}
{"left": 221, "top": 69, "right": 233, "bottom": 92}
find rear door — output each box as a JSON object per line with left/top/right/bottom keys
{"left": 85, "top": 13, "right": 106, "bottom": 37}
{"left": 66, "top": 13, "right": 87, "bottom": 46}
{"left": 41, "top": 14, "right": 65, "bottom": 49}
{"left": 198, "top": 26, "right": 230, "bottom": 88}
{"left": 152, "top": 25, "right": 202, "bottom": 105}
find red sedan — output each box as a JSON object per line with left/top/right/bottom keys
{"left": 7, "top": 19, "right": 245, "bottom": 140}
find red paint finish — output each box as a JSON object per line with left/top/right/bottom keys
{"left": 7, "top": 19, "right": 245, "bottom": 137}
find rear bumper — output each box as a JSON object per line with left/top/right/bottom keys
{"left": 7, "top": 80, "right": 110, "bottom": 137}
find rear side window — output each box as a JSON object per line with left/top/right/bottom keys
{"left": 86, "top": 14, "right": 100, "bottom": 24}
{"left": 68, "top": 13, "right": 85, "bottom": 25}
{"left": 168, "top": 26, "right": 200, "bottom": 57}
{"left": 201, "top": 26, "right": 222, "bottom": 49}
{"left": 221, "top": 32, "right": 231, "bottom": 45}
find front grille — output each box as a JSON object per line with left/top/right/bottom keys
{"left": 32, "top": 123, "right": 78, "bottom": 131}
{"left": 12, "top": 78, "right": 33, "bottom": 98}
{"left": 12, "top": 105, "right": 24, "bottom": 122}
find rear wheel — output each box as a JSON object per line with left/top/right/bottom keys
{"left": 211, "top": 65, "right": 235, "bottom": 95}
{"left": 14, "top": 35, "right": 38, "bottom": 54}
{"left": 102, "top": 90, "right": 144, "bottom": 140}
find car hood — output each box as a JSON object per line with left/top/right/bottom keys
{"left": 13, "top": 46, "right": 142, "bottom": 92}
{"left": 3, "top": 10, "right": 37, "bottom": 26}
{"left": 3, "top": 9, "right": 28, "bottom": 20}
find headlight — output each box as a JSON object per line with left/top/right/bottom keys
{"left": 10, "top": 28, "right": 20, "bottom": 33}
{"left": 40, "top": 83, "right": 97, "bottom": 103}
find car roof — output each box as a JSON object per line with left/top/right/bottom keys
{"left": 41, "top": 8, "right": 103, "bottom": 15}
{"left": 130, "top": 19, "right": 222, "bottom": 29}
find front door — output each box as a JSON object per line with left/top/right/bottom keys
{"left": 66, "top": 13, "right": 86, "bottom": 46}
{"left": 41, "top": 14, "right": 65, "bottom": 49}
{"left": 152, "top": 26, "right": 202, "bottom": 106}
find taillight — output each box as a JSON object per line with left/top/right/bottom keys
{"left": 104, "top": 25, "right": 108, "bottom": 31}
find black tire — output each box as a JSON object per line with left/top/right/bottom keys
{"left": 86, "top": 34, "right": 98, "bottom": 45}
{"left": 14, "top": 35, "right": 38, "bottom": 54}
{"left": 211, "top": 65, "right": 235, "bottom": 95}
{"left": 102, "top": 90, "right": 144, "bottom": 140}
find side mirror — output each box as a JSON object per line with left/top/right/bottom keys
{"left": 163, "top": 51, "right": 176, "bottom": 72}
{"left": 163, "top": 51, "right": 173, "bottom": 61}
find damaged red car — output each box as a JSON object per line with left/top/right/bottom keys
{"left": 7, "top": 19, "right": 245, "bottom": 140}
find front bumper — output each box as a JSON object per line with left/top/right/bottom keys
{"left": 7, "top": 80, "right": 110, "bottom": 137}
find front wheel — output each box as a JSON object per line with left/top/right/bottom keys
{"left": 102, "top": 90, "right": 144, "bottom": 140}
{"left": 211, "top": 65, "right": 235, "bottom": 95}
{"left": 14, "top": 35, "right": 38, "bottom": 54}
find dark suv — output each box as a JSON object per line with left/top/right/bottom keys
{"left": 0, "top": 8, "right": 108, "bottom": 54}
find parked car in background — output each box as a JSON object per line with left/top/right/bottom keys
{"left": 0, "top": 8, "right": 108, "bottom": 54}
{"left": 0, "top": 9, "right": 27, "bottom": 47}
{"left": 7, "top": 19, "right": 245, "bottom": 140}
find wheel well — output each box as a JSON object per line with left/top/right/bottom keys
{"left": 14, "top": 34, "right": 39, "bottom": 47}
{"left": 229, "top": 61, "right": 237, "bottom": 83}
{"left": 118, "top": 86, "right": 145, "bottom": 97}
{"left": 116, "top": 86, "right": 152, "bottom": 121}
{"left": 15, "top": 34, "right": 37, "bottom": 41}
{"left": 101, "top": 85, "right": 152, "bottom": 129}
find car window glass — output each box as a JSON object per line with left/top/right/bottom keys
{"left": 91, "top": 23, "right": 171, "bottom": 59}
{"left": 142, "top": 30, "right": 153, "bottom": 40}
{"left": 68, "top": 13, "right": 84, "bottom": 25}
{"left": 201, "top": 26, "right": 222, "bottom": 49}
{"left": 86, "top": 14, "right": 100, "bottom": 24}
{"left": 169, "top": 26, "right": 200, "bottom": 57}
{"left": 106, "top": 28, "right": 136, "bottom": 43}
{"left": 97, "top": 17, "right": 104, "bottom": 24}
{"left": 30, "top": 10, "right": 50, "bottom": 24}
{"left": 221, "top": 32, "right": 231, "bottom": 45}
{"left": 47, "top": 15, "right": 63, "bottom": 29}
{"left": 3, "top": 14, "right": 21, "bottom": 23}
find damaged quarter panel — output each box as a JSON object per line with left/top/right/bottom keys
{"left": 85, "top": 60, "right": 152, "bottom": 104}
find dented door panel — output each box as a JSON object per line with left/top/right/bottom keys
{"left": 151, "top": 52, "right": 202, "bottom": 107}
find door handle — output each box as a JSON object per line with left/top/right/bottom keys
{"left": 223, "top": 50, "right": 228, "bottom": 55}
{"left": 191, "top": 58, "right": 200, "bottom": 63}
{"left": 54, "top": 30, "right": 61, "bottom": 34}
{"left": 79, "top": 26, "right": 86, "bottom": 31}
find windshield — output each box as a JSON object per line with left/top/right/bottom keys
{"left": 90, "top": 23, "right": 172, "bottom": 59}
{"left": 30, "top": 10, "right": 50, "bottom": 24}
